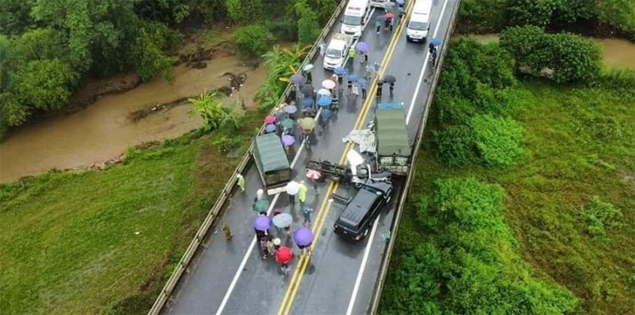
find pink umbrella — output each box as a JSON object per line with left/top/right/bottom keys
{"left": 384, "top": 12, "right": 394, "bottom": 20}
{"left": 306, "top": 169, "right": 322, "bottom": 180}
{"left": 264, "top": 115, "right": 276, "bottom": 124}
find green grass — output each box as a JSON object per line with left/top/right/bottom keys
{"left": 385, "top": 80, "right": 635, "bottom": 315}
{"left": 0, "top": 113, "right": 261, "bottom": 315}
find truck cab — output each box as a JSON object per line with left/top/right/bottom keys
{"left": 341, "top": 0, "right": 371, "bottom": 38}
{"left": 323, "top": 34, "right": 353, "bottom": 70}
{"left": 253, "top": 133, "right": 292, "bottom": 195}
{"left": 374, "top": 103, "right": 411, "bottom": 175}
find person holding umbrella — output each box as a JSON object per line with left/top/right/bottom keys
{"left": 376, "top": 80, "right": 384, "bottom": 98}
{"left": 254, "top": 213, "right": 272, "bottom": 259}
{"left": 273, "top": 212, "right": 293, "bottom": 236}
{"left": 305, "top": 169, "right": 321, "bottom": 192}
{"left": 275, "top": 245, "right": 294, "bottom": 275}
{"left": 286, "top": 180, "right": 300, "bottom": 207}
{"left": 383, "top": 74, "right": 397, "bottom": 98}
{"left": 293, "top": 226, "right": 314, "bottom": 255}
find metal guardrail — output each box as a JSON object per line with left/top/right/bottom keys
{"left": 368, "top": 0, "right": 462, "bottom": 314}
{"left": 147, "top": 2, "right": 348, "bottom": 315}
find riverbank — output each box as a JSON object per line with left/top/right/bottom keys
{"left": 454, "top": 34, "right": 635, "bottom": 70}
{"left": 0, "top": 55, "right": 266, "bottom": 183}
{"left": 0, "top": 111, "right": 262, "bottom": 315}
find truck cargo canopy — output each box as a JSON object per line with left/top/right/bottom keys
{"left": 255, "top": 134, "right": 290, "bottom": 173}
{"left": 375, "top": 103, "right": 411, "bottom": 157}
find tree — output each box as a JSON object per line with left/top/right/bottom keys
{"left": 472, "top": 114, "right": 525, "bottom": 167}
{"left": 0, "top": 0, "right": 37, "bottom": 35}
{"left": 11, "top": 59, "right": 78, "bottom": 112}
{"left": 507, "top": 0, "right": 559, "bottom": 27}
{"left": 295, "top": 0, "right": 320, "bottom": 45}
{"left": 233, "top": 24, "right": 272, "bottom": 58}
{"left": 225, "top": 0, "right": 263, "bottom": 24}
{"left": 130, "top": 22, "right": 177, "bottom": 82}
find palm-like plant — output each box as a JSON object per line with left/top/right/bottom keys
{"left": 189, "top": 92, "right": 240, "bottom": 131}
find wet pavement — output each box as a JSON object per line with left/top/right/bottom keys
{"left": 162, "top": 0, "right": 459, "bottom": 314}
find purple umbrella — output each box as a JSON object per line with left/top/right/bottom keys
{"left": 356, "top": 42, "right": 369, "bottom": 53}
{"left": 293, "top": 227, "right": 314, "bottom": 246}
{"left": 290, "top": 74, "right": 304, "bottom": 85}
{"left": 282, "top": 135, "right": 295, "bottom": 146}
{"left": 265, "top": 124, "right": 277, "bottom": 133}
{"left": 285, "top": 105, "right": 298, "bottom": 114}
{"left": 254, "top": 215, "right": 271, "bottom": 232}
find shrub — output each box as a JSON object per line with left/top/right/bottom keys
{"left": 582, "top": 196, "right": 622, "bottom": 238}
{"left": 189, "top": 92, "right": 240, "bottom": 132}
{"left": 433, "top": 125, "right": 476, "bottom": 168}
{"left": 507, "top": 0, "right": 559, "bottom": 27}
{"left": 11, "top": 59, "right": 78, "bottom": 112}
{"left": 233, "top": 24, "right": 272, "bottom": 58}
{"left": 225, "top": 0, "right": 262, "bottom": 24}
{"left": 596, "top": 0, "right": 635, "bottom": 40}
{"left": 472, "top": 114, "right": 525, "bottom": 167}
{"left": 501, "top": 26, "right": 603, "bottom": 83}
{"left": 130, "top": 22, "right": 180, "bottom": 82}
{"left": 457, "top": 0, "right": 508, "bottom": 33}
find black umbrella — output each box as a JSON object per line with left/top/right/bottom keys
{"left": 383, "top": 75, "right": 396, "bottom": 84}
{"left": 300, "top": 83, "right": 314, "bottom": 95}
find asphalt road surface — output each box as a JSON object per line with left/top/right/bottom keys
{"left": 161, "top": 0, "right": 458, "bottom": 314}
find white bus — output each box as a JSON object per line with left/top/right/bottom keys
{"left": 341, "top": 0, "right": 372, "bottom": 38}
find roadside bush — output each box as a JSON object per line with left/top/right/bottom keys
{"left": 295, "top": 0, "right": 320, "bottom": 45}
{"left": 596, "top": 0, "right": 635, "bottom": 40}
{"left": 225, "top": 0, "right": 262, "bottom": 24}
{"left": 233, "top": 24, "right": 272, "bottom": 58}
{"left": 501, "top": 26, "right": 602, "bottom": 83}
{"left": 11, "top": 59, "right": 78, "bottom": 112}
{"left": 433, "top": 125, "right": 476, "bottom": 168}
{"left": 130, "top": 21, "right": 180, "bottom": 82}
{"left": 582, "top": 196, "right": 622, "bottom": 238}
{"left": 472, "top": 114, "right": 525, "bottom": 167}
{"left": 189, "top": 92, "right": 240, "bottom": 132}
{"left": 507, "top": 0, "right": 558, "bottom": 27}
{"left": 381, "top": 178, "right": 578, "bottom": 315}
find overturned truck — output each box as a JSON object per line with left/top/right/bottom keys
{"left": 374, "top": 103, "right": 412, "bottom": 176}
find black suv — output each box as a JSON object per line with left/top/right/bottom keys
{"left": 333, "top": 181, "right": 393, "bottom": 241}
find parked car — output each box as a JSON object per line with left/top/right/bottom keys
{"left": 333, "top": 181, "right": 393, "bottom": 241}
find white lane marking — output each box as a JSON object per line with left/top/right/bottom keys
{"left": 405, "top": 0, "right": 450, "bottom": 125}
{"left": 345, "top": 0, "right": 451, "bottom": 312}
{"left": 215, "top": 107, "right": 320, "bottom": 314}
{"left": 345, "top": 217, "right": 380, "bottom": 315}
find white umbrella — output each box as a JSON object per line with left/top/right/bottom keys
{"left": 322, "top": 79, "right": 336, "bottom": 89}
{"left": 317, "top": 88, "right": 331, "bottom": 97}
{"left": 286, "top": 181, "right": 300, "bottom": 195}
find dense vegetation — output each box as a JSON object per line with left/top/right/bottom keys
{"left": 457, "top": 0, "right": 635, "bottom": 39}
{"left": 380, "top": 37, "right": 635, "bottom": 315}
{"left": 0, "top": 111, "right": 262, "bottom": 315}
{"left": 0, "top": 0, "right": 336, "bottom": 140}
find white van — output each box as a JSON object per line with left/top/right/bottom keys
{"left": 370, "top": 0, "right": 388, "bottom": 8}
{"left": 341, "top": 0, "right": 371, "bottom": 38}
{"left": 323, "top": 34, "right": 354, "bottom": 70}
{"left": 406, "top": 0, "right": 432, "bottom": 42}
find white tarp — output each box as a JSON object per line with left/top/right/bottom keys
{"left": 342, "top": 129, "right": 376, "bottom": 153}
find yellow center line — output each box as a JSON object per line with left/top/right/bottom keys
{"left": 277, "top": 5, "right": 413, "bottom": 315}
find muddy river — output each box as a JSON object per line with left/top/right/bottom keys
{"left": 455, "top": 34, "right": 635, "bottom": 70}
{"left": 0, "top": 55, "right": 266, "bottom": 183}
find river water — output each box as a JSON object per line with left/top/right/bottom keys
{"left": 0, "top": 55, "right": 266, "bottom": 183}
{"left": 454, "top": 34, "right": 635, "bottom": 70}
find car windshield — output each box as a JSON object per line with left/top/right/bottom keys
{"left": 409, "top": 21, "right": 427, "bottom": 30}
{"left": 326, "top": 48, "right": 342, "bottom": 58}
{"left": 343, "top": 15, "right": 363, "bottom": 26}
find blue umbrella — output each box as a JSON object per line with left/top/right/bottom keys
{"left": 334, "top": 67, "right": 346, "bottom": 76}
{"left": 275, "top": 112, "right": 286, "bottom": 122}
{"left": 396, "top": 0, "right": 404, "bottom": 5}
{"left": 321, "top": 108, "right": 332, "bottom": 119}
{"left": 301, "top": 98, "right": 314, "bottom": 108}
{"left": 357, "top": 78, "right": 368, "bottom": 88}
{"left": 356, "top": 42, "right": 369, "bottom": 53}
{"left": 265, "top": 124, "right": 277, "bottom": 133}
{"left": 430, "top": 37, "right": 442, "bottom": 46}
{"left": 285, "top": 105, "right": 298, "bottom": 114}
{"left": 317, "top": 97, "right": 332, "bottom": 107}
{"left": 348, "top": 74, "right": 360, "bottom": 82}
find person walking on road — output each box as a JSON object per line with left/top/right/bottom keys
{"left": 236, "top": 174, "right": 245, "bottom": 192}
{"left": 347, "top": 80, "right": 353, "bottom": 96}
{"left": 363, "top": 53, "right": 368, "bottom": 64}
{"left": 275, "top": 245, "right": 294, "bottom": 275}
{"left": 361, "top": 82, "right": 367, "bottom": 99}
{"left": 302, "top": 206, "right": 313, "bottom": 226}
{"left": 429, "top": 43, "right": 438, "bottom": 68}
{"left": 298, "top": 180, "right": 308, "bottom": 208}
{"left": 365, "top": 64, "right": 372, "bottom": 81}
{"left": 375, "top": 19, "right": 382, "bottom": 34}
{"left": 256, "top": 189, "right": 264, "bottom": 201}
{"left": 319, "top": 40, "right": 326, "bottom": 56}
{"left": 222, "top": 223, "right": 233, "bottom": 240}
{"left": 373, "top": 62, "right": 381, "bottom": 78}
{"left": 389, "top": 82, "right": 395, "bottom": 98}
{"left": 376, "top": 80, "right": 384, "bottom": 98}
{"left": 349, "top": 46, "right": 356, "bottom": 63}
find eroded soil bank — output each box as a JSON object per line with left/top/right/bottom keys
{"left": 0, "top": 55, "right": 266, "bottom": 183}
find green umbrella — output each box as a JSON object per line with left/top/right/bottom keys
{"left": 253, "top": 199, "right": 270, "bottom": 212}
{"left": 280, "top": 118, "right": 295, "bottom": 129}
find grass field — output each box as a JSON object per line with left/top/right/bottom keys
{"left": 0, "top": 112, "right": 261, "bottom": 315}
{"left": 383, "top": 79, "right": 635, "bottom": 315}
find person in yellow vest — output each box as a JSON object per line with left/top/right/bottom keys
{"left": 298, "top": 180, "right": 308, "bottom": 208}
{"left": 349, "top": 46, "right": 357, "bottom": 63}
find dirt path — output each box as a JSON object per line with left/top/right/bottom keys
{"left": 0, "top": 55, "right": 266, "bottom": 183}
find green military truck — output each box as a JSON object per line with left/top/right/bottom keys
{"left": 254, "top": 133, "right": 292, "bottom": 195}
{"left": 374, "top": 103, "right": 411, "bottom": 176}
